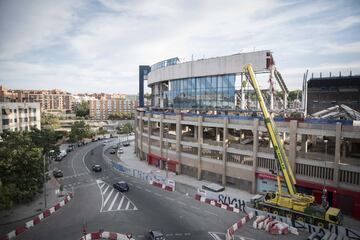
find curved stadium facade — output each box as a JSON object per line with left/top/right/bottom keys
{"left": 135, "top": 51, "right": 360, "bottom": 220}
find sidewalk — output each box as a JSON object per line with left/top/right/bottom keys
{"left": 0, "top": 176, "right": 61, "bottom": 236}
{"left": 111, "top": 143, "right": 254, "bottom": 202}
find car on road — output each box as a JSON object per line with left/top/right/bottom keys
{"left": 122, "top": 141, "right": 130, "bottom": 147}
{"left": 112, "top": 145, "right": 117, "bottom": 149}
{"left": 66, "top": 144, "right": 74, "bottom": 153}
{"left": 110, "top": 149, "right": 116, "bottom": 154}
{"left": 52, "top": 169, "right": 63, "bottom": 178}
{"left": 92, "top": 164, "right": 102, "bottom": 172}
{"left": 118, "top": 148, "right": 124, "bottom": 154}
{"left": 113, "top": 181, "right": 129, "bottom": 192}
{"left": 147, "top": 230, "right": 165, "bottom": 240}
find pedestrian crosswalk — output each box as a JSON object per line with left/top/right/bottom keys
{"left": 208, "top": 232, "right": 254, "bottom": 240}
{"left": 96, "top": 180, "right": 137, "bottom": 212}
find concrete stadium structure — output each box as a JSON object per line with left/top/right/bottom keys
{"left": 135, "top": 51, "right": 360, "bottom": 220}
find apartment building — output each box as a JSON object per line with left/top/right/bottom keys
{"left": 0, "top": 102, "right": 41, "bottom": 133}
{"left": 0, "top": 86, "right": 73, "bottom": 113}
{"left": 89, "top": 95, "right": 138, "bottom": 119}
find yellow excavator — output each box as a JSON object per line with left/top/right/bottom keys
{"left": 244, "top": 64, "right": 343, "bottom": 228}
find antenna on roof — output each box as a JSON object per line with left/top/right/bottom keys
{"left": 320, "top": 72, "right": 322, "bottom": 78}
{"left": 339, "top": 71, "right": 341, "bottom": 77}
{"left": 350, "top": 70, "right": 352, "bottom": 76}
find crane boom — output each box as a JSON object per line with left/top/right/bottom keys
{"left": 243, "top": 64, "right": 297, "bottom": 195}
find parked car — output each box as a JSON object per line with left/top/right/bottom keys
{"left": 92, "top": 165, "right": 102, "bottom": 172}
{"left": 53, "top": 169, "right": 63, "bottom": 178}
{"left": 112, "top": 145, "right": 117, "bottom": 149}
{"left": 67, "top": 144, "right": 74, "bottom": 152}
{"left": 147, "top": 230, "right": 165, "bottom": 240}
{"left": 110, "top": 149, "right": 116, "bottom": 154}
{"left": 78, "top": 142, "right": 83, "bottom": 147}
{"left": 122, "top": 141, "right": 130, "bottom": 147}
{"left": 202, "top": 183, "right": 225, "bottom": 192}
{"left": 113, "top": 181, "right": 129, "bottom": 192}
{"left": 118, "top": 148, "right": 124, "bottom": 154}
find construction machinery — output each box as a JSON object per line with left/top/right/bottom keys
{"left": 243, "top": 64, "right": 343, "bottom": 228}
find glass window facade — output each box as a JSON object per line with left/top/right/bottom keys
{"left": 167, "top": 74, "right": 235, "bottom": 109}
{"left": 151, "top": 58, "right": 180, "bottom": 71}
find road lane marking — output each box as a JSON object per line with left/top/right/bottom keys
{"left": 104, "top": 189, "right": 114, "bottom": 206}
{"left": 177, "top": 201, "right": 186, "bottom": 206}
{"left": 165, "top": 196, "right": 174, "bottom": 201}
{"left": 71, "top": 152, "right": 77, "bottom": 175}
{"left": 117, "top": 196, "right": 125, "bottom": 210}
{"left": 125, "top": 201, "right": 130, "bottom": 210}
{"left": 154, "top": 193, "right": 162, "bottom": 197}
{"left": 190, "top": 206, "right": 200, "bottom": 210}
{"left": 108, "top": 192, "right": 119, "bottom": 211}
{"left": 82, "top": 149, "right": 92, "bottom": 173}
{"left": 100, "top": 183, "right": 105, "bottom": 190}
{"left": 204, "top": 210, "right": 218, "bottom": 217}
{"left": 102, "top": 185, "right": 110, "bottom": 195}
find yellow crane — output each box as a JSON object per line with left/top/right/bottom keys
{"left": 244, "top": 64, "right": 342, "bottom": 228}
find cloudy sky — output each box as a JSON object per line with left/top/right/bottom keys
{"left": 0, "top": 0, "right": 359, "bottom": 94}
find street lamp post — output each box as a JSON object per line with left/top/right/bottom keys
{"left": 43, "top": 150, "right": 54, "bottom": 209}
{"left": 43, "top": 153, "right": 47, "bottom": 209}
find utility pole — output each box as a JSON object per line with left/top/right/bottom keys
{"left": 43, "top": 153, "right": 47, "bottom": 209}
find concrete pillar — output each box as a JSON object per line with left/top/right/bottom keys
{"left": 159, "top": 114, "right": 164, "bottom": 157}
{"left": 147, "top": 113, "right": 152, "bottom": 156}
{"left": 301, "top": 134, "right": 308, "bottom": 154}
{"left": 176, "top": 115, "right": 182, "bottom": 174}
{"left": 289, "top": 120, "right": 298, "bottom": 172}
{"left": 134, "top": 111, "right": 138, "bottom": 155}
{"left": 222, "top": 118, "right": 228, "bottom": 186}
{"left": 139, "top": 112, "right": 144, "bottom": 160}
{"left": 241, "top": 73, "right": 245, "bottom": 110}
{"left": 216, "top": 127, "right": 220, "bottom": 142}
{"left": 334, "top": 123, "right": 342, "bottom": 185}
{"left": 251, "top": 119, "right": 259, "bottom": 194}
{"left": 197, "top": 116, "right": 203, "bottom": 180}
{"left": 194, "top": 126, "right": 198, "bottom": 140}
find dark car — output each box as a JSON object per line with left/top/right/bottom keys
{"left": 110, "top": 149, "right": 116, "bottom": 154}
{"left": 122, "top": 141, "right": 130, "bottom": 147}
{"left": 92, "top": 165, "right": 102, "bottom": 172}
{"left": 53, "top": 169, "right": 63, "bottom": 178}
{"left": 78, "top": 142, "right": 83, "bottom": 147}
{"left": 67, "top": 144, "right": 74, "bottom": 152}
{"left": 148, "top": 230, "right": 165, "bottom": 240}
{"left": 113, "top": 181, "right": 129, "bottom": 192}
{"left": 55, "top": 155, "right": 63, "bottom": 161}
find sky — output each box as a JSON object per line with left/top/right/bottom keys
{"left": 0, "top": 0, "right": 359, "bottom": 94}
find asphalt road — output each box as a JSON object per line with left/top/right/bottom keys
{"left": 16, "top": 140, "right": 308, "bottom": 240}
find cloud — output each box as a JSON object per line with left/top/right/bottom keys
{"left": 0, "top": 0, "right": 359, "bottom": 93}
{"left": 0, "top": 0, "right": 84, "bottom": 59}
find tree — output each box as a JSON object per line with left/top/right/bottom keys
{"left": 97, "top": 127, "right": 108, "bottom": 135}
{"left": 30, "top": 127, "right": 61, "bottom": 155}
{"left": 0, "top": 132, "right": 44, "bottom": 208}
{"left": 41, "top": 114, "right": 59, "bottom": 129}
{"left": 121, "top": 123, "right": 133, "bottom": 134}
{"left": 108, "top": 112, "right": 134, "bottom": 120}
{"left": 288, "top": 90, "right": 302, "bottom": 102}
{"left": 75, "top": 101, "right": 89, "bottom": 118}
{"left": 69, "top": 120, "right": 93, "bottom": 142}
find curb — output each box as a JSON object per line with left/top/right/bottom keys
{"left": 149, "top": 180, "right": 174, "bottom": 192}
{"left": 226, "top": 212, "right": 254, "bottom": 240}
{"left": 0, "top": 193, "right": 74, "bottom": 240}
{"left": 79, "top": 231, "right": 134, "bottom": 240}
{"left": 194, "top": 194, "right": 244, "bottom": 213}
